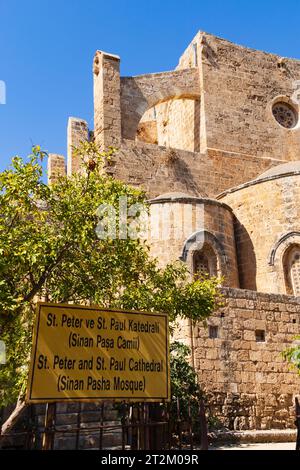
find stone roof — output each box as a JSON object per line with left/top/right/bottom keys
{"left": 218, "top": 161, "right": 300, "bottom": 199}
{"left": 149, "top": 192, "right": 233, "bottom": 211}
{"left": 151, "top": 192, "right": 198, "bottom": 201}
{"left": 256, "top": 161, "right": 300, "bottom": 180}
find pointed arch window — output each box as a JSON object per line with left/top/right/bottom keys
{"left": 283, "top": 245, "right": 300, "bottom": 296}
{"left": 290, "top": 249, "right": 300, "bottom": 296}
{"left": 193, "top": 243, "right": 217, "bottom": 278}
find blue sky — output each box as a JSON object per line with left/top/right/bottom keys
{"left": 0, "top": 0, "right": 300, "bottom": 172}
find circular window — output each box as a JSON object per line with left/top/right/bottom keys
{"left": 272, "top": 102, "right": 298, "bottom": 129}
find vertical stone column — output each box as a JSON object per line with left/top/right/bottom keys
{"left": 93, "top": 51, "right": 121, "bottom": 150}
{"left": 67, "top": 117, "right": 89, "bottom": 176}
{"left": 47, "top": 154, "right": 66, "bottom": 184}
{"left": 198, "top": 34, "right": 208, "bottom": 154}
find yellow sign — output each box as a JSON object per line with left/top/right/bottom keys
{"left": 27, "top": 303, "right": 170, "bottom": 403}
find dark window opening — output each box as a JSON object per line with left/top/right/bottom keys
{"left": 209, "top": 325, "right": 218, "bottom": 339}
{"left": 255, "top": 330, "right": 266, "bottom": 343}
{"left": 193, "top": 244, "right": 218, "bottom": 278}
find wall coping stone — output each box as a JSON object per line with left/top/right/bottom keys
{"left": 217, "top": 171, "right": 300, "bottom": 199}
{"left": 149, "top": 195, "right": 233, "bottom": 212}
{"left": 221, "top": 286, "right": 300, "bottom": 304}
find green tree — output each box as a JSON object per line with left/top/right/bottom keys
{"left": 0, "top": 143, "right": 221, "bottom": 409}
{"left": 170, "top": 342, "right": 202, "bottom": 405}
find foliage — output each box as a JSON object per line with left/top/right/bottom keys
{"left": 170, "top": 341, "right": 202, "bottom": 417}
{"left": 117, "top": 342, "right": 204, "bottom": 438}
{"left": 282, "top": 336, "right": 300, "bottom": 374}
{"left": 0, "top": 143, "right": 221, "bottom": 407}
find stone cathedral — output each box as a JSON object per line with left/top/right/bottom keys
{"left": 48, "top": 32, "right": 300, "bottom": 432}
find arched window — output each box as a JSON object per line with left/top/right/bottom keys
{"left": 283, "top": 245, "right": 300, "bottom": 296}
{"left": 193, "top": 243, "right": 217, "bottom": 278}
{"left": 272, "top": 102, "right": 298, "bottom": 129}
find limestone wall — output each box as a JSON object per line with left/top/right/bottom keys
{"left": 47, "top": 154, "right": 66, "bottom": 184}
{"left": 137, "top": 98, "right": 200, "bottom": 152}
{"left": 120, "top": 68, "right": 200, "bottom": 141}
{"left": 199, "top": 33, "right": 300, "bottom": 160}
{"left": 136, "top": 120, "right": 158, "bottom": 145}
{"left": 67, "top": 117, "right": 89, "bottom": 176}
{"left": 106, "top": 140, "right": 282, "bottom": 199}
{"left": 148, "top": 197, "right": 239, "bottom": 288}
{"left": 90, "top": 32, "right": 300, "bottom": 200}
{"left": 94, "top": 51, "right": 122, "bottom": 150}
{"left": 220, "top": 173, "right": 300, "bottom": 293}
{"left": 176, "top": 31, "right": 201, "bottom": 70}
{"left": 155, "top": 98, "right": 200, "bottom": 152}
{"left": 195, "top": 288, "right": 300, "bottom": 430}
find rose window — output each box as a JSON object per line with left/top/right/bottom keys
{"left": 272, "top": 102, "right": 298, "bottom": 129}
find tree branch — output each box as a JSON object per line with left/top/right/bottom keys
{"left": 23, "top": 244, "right": 72, "bottom": 303}
{"left": 0, "top": 399, "right": 27, "bottom": 441}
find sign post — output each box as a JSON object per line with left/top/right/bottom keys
{"left": 27, "top": 303, "right": 170, "bottom": 403}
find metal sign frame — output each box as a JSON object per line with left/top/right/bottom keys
{"left": 26, "top": 303, "right": 170, "bottom": 403}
